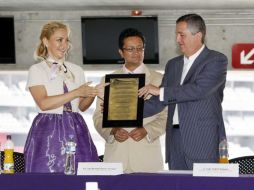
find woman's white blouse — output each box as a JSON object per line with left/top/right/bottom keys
{"left": 26, "top": 61, "right": 85, "bottom": 114}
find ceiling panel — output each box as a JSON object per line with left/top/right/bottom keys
{"left": 0, "top": 0, "right": 254, "bottom": 11}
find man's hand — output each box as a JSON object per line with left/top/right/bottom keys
{"left": 111, "top": 128, "right": 129, "bottom": 142}
{"left": 129, "top": 128, "right": 147, "bottom": 142}
{"left": 138, "top": 84, "right": 160, "bottom": 99}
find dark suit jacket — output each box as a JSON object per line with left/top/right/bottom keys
{"left": 144, "top": 46, "right": 228, "bottom": 164}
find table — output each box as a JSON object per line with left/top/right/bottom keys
{"left": 0, "top": 173, "right": 253, "bottom": 190}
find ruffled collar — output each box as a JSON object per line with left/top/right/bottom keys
{"left": 45, "top": 57, "right": 74, "bottom": 82}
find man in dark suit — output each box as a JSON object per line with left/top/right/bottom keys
{"left": 138, "top": 13, "right": 228, "bottom": 170}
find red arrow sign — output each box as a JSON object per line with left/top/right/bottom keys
{"left": 232, "top": 44, "right": 254, "bottom": 69}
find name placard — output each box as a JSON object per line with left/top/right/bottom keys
{"left": 193, "top": 163, "right": 239, "bottom": 177}
{"left": 77, "top": 162, "right": 123, "bottom": 176}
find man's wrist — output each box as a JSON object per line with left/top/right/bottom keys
{"left": 107, "top": 134, "right": 115, "bottom": 144}
{"left": 110, "top": 128, "right": 117, "bottom": 135}
{"left": 146, "top": 134, "right": 153, "bottom": 143}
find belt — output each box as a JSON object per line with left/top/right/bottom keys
{"left": 173, "top": 124, "right": 179, "bottom": 129}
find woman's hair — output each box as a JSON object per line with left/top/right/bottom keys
{"left": 34, "top": 21, "right": 71, "bottom": 60}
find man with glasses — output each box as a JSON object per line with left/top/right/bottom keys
{"left": 93, "top": 28, "right": 167, "bottom": 173}
{"left": 139, "top": 14, "right": 228, "bottom": 170}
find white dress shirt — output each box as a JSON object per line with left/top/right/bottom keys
{"left": 123, "top": 63, "right": 145, "bottom": 74}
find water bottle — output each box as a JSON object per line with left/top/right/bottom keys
{"left": 64, "top": 135, "right": 76, "bottom": 175}
{"left": 4, "top": 135, "right": 14, "bottom": 174}
{"left": 219, "top": 138, "right": 229, "bottom": 163}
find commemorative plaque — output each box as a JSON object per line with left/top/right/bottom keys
{"left": 102, "top": 74, "right": 145, "bottom": 128}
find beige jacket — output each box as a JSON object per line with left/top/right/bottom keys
{"left": 93, "top": 65, "right": 167, "bottom": 173}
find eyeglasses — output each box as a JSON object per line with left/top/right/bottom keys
{"left": 122, "top": 46, "right": 144, "bottom": 53}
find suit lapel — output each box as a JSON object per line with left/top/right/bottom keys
{"left": 183, "top": 46, "right": 209, "bottom": 84}
{"left": 176, "top": 57, "right": 184, "bottom": 85}
{"left": 143, "top": 65, "right": 151, "bottom": 84}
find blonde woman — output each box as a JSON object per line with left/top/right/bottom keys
{"left": 24, "top": 21, "right": 103, "bottom": 173}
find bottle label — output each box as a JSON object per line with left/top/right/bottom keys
{"left": 4, "top": 149, "right": 14, "bottom": 173}
{"left": 66, "top": 146, "right": 76, "bottom": 153}
{"left": 4, "top": 163, "right": 14, "bottom": 173}
{"left": 4, "top": 149, "right": 14, "bottom": 156}
{"left": 69, "top": 146, "right": 76, "bottom": 152}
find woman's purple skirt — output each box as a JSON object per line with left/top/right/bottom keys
{"left": 24, "top": 112, "right": 99, "bottom": 173}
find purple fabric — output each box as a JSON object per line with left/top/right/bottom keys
{"left": 24, "top": 83, "right": 98, "bottom": 173}
{"left": 24, "top": 112, "right": 99, "bottom": 173}
{"left": 63, "top": 83, "right": 72, "bottom": 110}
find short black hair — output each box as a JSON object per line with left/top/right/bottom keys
{"left": 118, "top": 28, "right": 145, "bottom": 49}
{"left": 176, "top": 13, "right": 206, "bottom": 43}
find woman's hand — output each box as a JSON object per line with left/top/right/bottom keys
{"left": 76, "top": 82, "right": 98, "bottom": 98}
{"left": 95, "top": 82, "right": 110, "bottom": 100}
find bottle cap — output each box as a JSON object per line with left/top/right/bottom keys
{"left": 69, "top": 134, "right": 74, "bottom": 139}
{"left": 7, "top": 135, "right": 11, "bottom": 140}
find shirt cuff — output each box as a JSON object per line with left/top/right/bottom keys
{"left": 107, "top": 135, "right": 115, "bottom": 144}
{"left": 146, "top": 134, "right": 153, "bottom": 143}
{"left": 159, "top": 88, "right": 164, "bottom": 101}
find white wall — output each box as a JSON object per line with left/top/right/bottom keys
{"left": 0, "top": 9, "right": 254, "bottom": 71}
